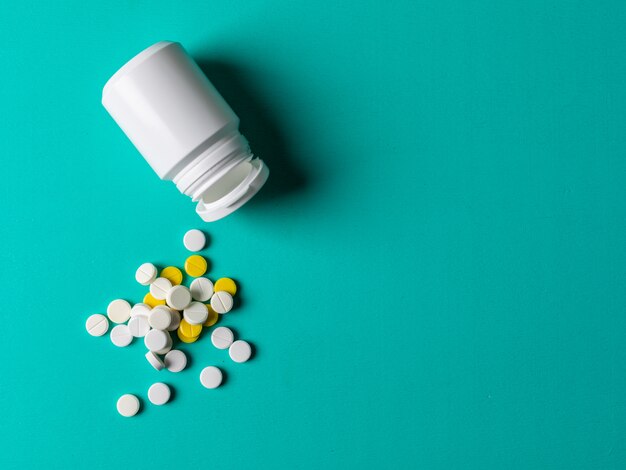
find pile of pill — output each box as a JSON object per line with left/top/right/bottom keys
{"left": 85, "top": 229, "right": 253, "bottom": 417}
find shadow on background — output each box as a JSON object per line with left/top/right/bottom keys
{"left": 195, "top": 59, "right": 308, "bottom": 204}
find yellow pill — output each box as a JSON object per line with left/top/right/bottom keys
{"left": 144, "top": 292, "right": 166, "bottom": 308}
{"left": 204, "top": 304, "right": 219, "bottom": 327}
{"left": 214, "top": 277, "right": 237, "bottom": 296}
{"left": 177, "top": 328, "right": 199, "bottom": 344}
{"left": 179, "top": 318, "right": 202, "bottom": 338}
{"left": 161, "top": 266, "right": 183, "bottom": 286}
{"left": 184, "top": 255, "right": 208, "bottom": 277}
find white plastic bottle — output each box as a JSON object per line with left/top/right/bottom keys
{"left": 102, "top": 41, "right": 269, "bottom": 222}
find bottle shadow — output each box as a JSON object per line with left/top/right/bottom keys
{"left": 195, "top": 58, "right": 309, "bottom": 205}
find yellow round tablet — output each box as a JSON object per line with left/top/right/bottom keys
{"left": 214, "top": 277, "right": 237, "bottom": 296}
{"left": 179, "top": 318, "right": 202, "bottom": 338}
{"left": 161, "top": 266, "right": 183, "bottom": 286}
{"left": 184, "top": 255, "right": 208, "bottom": 277}
{"left": 204, "top": 304, "right": 219, "bottom": 327}
{"left": 144, "top": 292, "right": 166, "bottom": 308}
{"left": 177, "top": 328, "right": 199, "bottom": 344}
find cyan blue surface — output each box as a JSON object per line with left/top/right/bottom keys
{"left": 1, "top": 1, "right": 626, "bottom": 468}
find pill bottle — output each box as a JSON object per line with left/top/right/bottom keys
{"left": 102, "top": 41, "right": 269, "bottom": 222}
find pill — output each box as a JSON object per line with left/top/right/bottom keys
{"left": 143, "top": 292, "right": 166, "bottom": 308}
{"left": 190, "top": 277, "right": 214, "bottom": 302}
{"left": 155, "top": 331, "right": 173, "bottom": 354}
{"left": 148, "top": 382, "right": 171, "bottom": 405}
{"left": 85, "top": 314, "right": 109, "bottom": 337}
{"left": 145, "top": 351, "right": 165, "bottom": 371}
{"left": 164, "top": 350, "right": 187, "bottom": 372}
{"left": 167, "top": 309, "right": 181, "bottom": 331}
{"left": 183, "top": 301, "right": 208, "bottom": 325}
{"left": 117, "top": 394, "right": 140, "bottom": 417}
{"left": 211, "top": 326, "right": 234, "bottom": 349}
{"left": 177, "top": 329, "right": 199, "bottom": 343}
{"left": 149, "top": 306, "right": 172, "bottom": 330}
{"left": 107, "top": 299, "right": 132, "bottom": 323}
{"left": 128, "top": 315, "right": 150, "bottom": 337}
{"left": 184, "top": 255, "right": 208, "bottom": 277}
{"left": 229, "top": 340, "right": 252, "bottom": 363}
{"left": 144, "top": 328, "right": 169, "bottom": 352}
{"left": 130, "top": 303, "right": 151, "bottom": 318}
{"left": 161, "top": 266, "right": 183, "bottom": 286}
{"left": 199, "top": 366, "right": 223, "bottom": 389}
{"left": 135, "top": 262, "right": 157, "bottom": 286}
{"left": 178, "top": 318, "right": 202, "bottom": 338}
{"left": 150, "top": 277, "right": 172, "bottom": 300}
{"left": 183, "top": 229, "right": 206, "bottom": 252}
{"left": 166, "top": 285, "right": 192, "bottom": 310}
{"left": 210, "top": 291, "right": 233, "bottom": 314}
{"left": 110, "top": 324, "right": 133, "bottom": 347}
{"left": 203, "top": 304, "right": 219, "bottom": 327}
{"left": 214, "top": 277, "right": 237, "bottom": 296}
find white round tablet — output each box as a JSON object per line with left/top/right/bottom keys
{"left": 117, "top": 394, "right": 140, "bottom": 417}
{"left": 229, "top": 340, "right": 252, "bottom": 363}
{"left": 128, "top": 315, "right": 150, "bottom": 337}
{"left": 211, "top": 326, "right": 234, "bottom": 349}
{"left": 210, "top": 291, "right": 233, "bottom": 314}
{"left": 164, "top": 349, "right": 187, "bottom": 372}
{"left": 145, "top": 351, "right": 165, "bottom": 371}
{"left": 199, "top": 366, "right": 223, "bottom": 389}
{"left": 110, "top": 324, "right": 133, "bottom": 347}
{"left": 148, "top": 382, "right": 171, "bottom": 405}
{"left": 150, "top": 277, "right": 172, "bottom": 300}
{"left": 167, "top": 309, "right": 181, "bottom": 331}
{"left": 107, "top": 299, "right": 132, "bottom": 323}
{"left": 183, "top": 229, "right": 206, "bottom": 252}
{"left": 155, "top": 333, "right": 173, "bottom": 355}
{"left": 85, "top": 314, "right": 109, "bottom": 337}
{"left": 190, "top": 277, "right": 214, "bottom": 302}
{"left": 183, "top": 301, "right": 208, "bottom": 325}
{"left": 135, "top": 262, "right": 157, "bottom": 286}
{"left": 166, "top": 285, "right": 192, "bottom": 310}
{"left": 144, "top": 328, "right": 169, "bottom": 352}
{"left": 130, "top": 303, "right": 151, "bottom": 318}
{"left": 149, "top": 306, "right": 172, "bottom": 330}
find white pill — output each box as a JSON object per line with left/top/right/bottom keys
{"left": 130, "top": 303, "right": 151, "bottom": 318}
{"left": 149, "top": 306, "right": 172, "bottom": 330}
{"left": 166, "top": 285, "right": 192, "bottom": 310}
{"left": 210, "top": 291, "right": 233, "bottom": 314}
{"left": 107, "top": 299, "right": 132, "bottom": 323}
{"left": 85, "top": 314, "right": 109, "bottom": 337}
{"left": 148, "top": 382, "right": 171, "bottom": 405}
{"left": 150, "top": 277, "right": 172, "bottom": 300}
{"left": 164, "top": 350, "right": 187, "bottom": 372}
{"left": 144, "top": 328, "right": 169, "bottom": 352}
{"left": 229, "top": 340, "right": 252, "bottom": 363}
{"left": 183, "top": 301, "right": 208, "bottom": 325}
{"left": 110, "top": 324, "right": 133, "bottom": 347}
{"left": 155, "top": 332, "right": 173, "bottom": 355}
{"left": 135, "top": 262, "right": 157, "bottom": 286}
{"left": 117, "top": 394, "right": 140, "bottom": 417}
{"left": 190, "top": 277, "right": 214, "bottom": 302}
{"left": 183, "top": 229, "right": 206, "bottom": 252}
{"left": 211, "top": 326, "right": 234, "bottom": 349}
{"left": 145, "top": 351, "right": 165, "bottom": 371}
{"left": 167, "top": 309, "right": 181, "bottom": 331}
{"left": 199, "top": 366, "right": 223, "bottom": 389}
{"left": 128, "top": 315, "right": 150, "bottom": 337}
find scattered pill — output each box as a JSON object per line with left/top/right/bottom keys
{"left": 211, "top": 326, "right": 234, "bottom": 349}
{"left": 148, "top": 382, "right": 171, "bottom": 405}
{"left": 183, "top": 229, "right": 206, "bottom": 252}
{"left": 110, "top": 324, "right": 133, "bottom": 347}
{"left": 86, "top": 314, "right": 109, "bottom": 337}
{"left": 155, "top": 331, "right": 173, "bottom": 355}
{"left": 145, "top": 351, "right": 165, "bottom": 371}
{"left": 177, "top": 329, "right": 199, "bottom": 343}
{"left": 166, "top": 285, "right": 192, "bottom": 310}
{"left": 214, "top": 277, "right": 237, "bottom": 296}
{"left": 229, "top": 340, "right": 252, "bottom": 363}
{"left": 161, "top": 266, "right": 183, "bottom": 286}
{"left": 184, "top": 255, "right": 208, "bottom": 277}
{"left": 117, "top": 394, "right": 140, "bottom": 417}
{"left": 145, "top": 329, "right": 169, "bottom": 352}
{"left": 135, "top": 262, "right": 157, "bottom": 286}
{"left": 143, "top": 292, "right": 166, "bottom": 308}
{"left": 203, "top": 304, "right": 219, "bottom": 327}
{"left": 210, "top": 291, "right": 233, "bottom": 314}
{"left": 128, "top": 315, "right": 150, "bottom": 337}
{"left": 164, "top": 350, "right": 187, "bottom": 372}
{"left": 183, "top": 301, "right": 208, "bottom": 325}
{"left": 149, "top": 306, "right": 172, "bottom": 330}
{"left": 190, "top": 277, "right": 214, "bottom": 302}
{"left": 167, "top": 309, "right": 181, "bottom": 331}
{"left": 107, "top": 299, "right": 132, "bottom": 323}
{"left": 130, "top": 303, "right": 151, "bottom": 318}
{"left": 200, "top": 366, "right": 223, "bottom": 389}
{"left": 178, "top": 318, "right": 202, "bottom": 338}
{"left": 150, "top": 277, "right": 172, "bottom": 300}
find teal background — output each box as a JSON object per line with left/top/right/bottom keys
{"left": 1, "top": 1, "right": 625, "bottom": 468}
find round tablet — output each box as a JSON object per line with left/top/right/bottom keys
{"left": 143, "top": 292, "right": 166, "bottom": 308}
{"left": 164, "top": 350, "right": 187, "bottom": 372}
{"left": 200, "top": 366, "right": 223, "bottom": 389}
{"left": 149, "top": 306, "right": 172, "bottom": 330}
{"left": 148, "top": 382, "right": 171, "bottom": 405}
{"left": 144, "top": 328, "right": 169, "bottom": 352}
{"left": 183, "top": 301, "right": 209, "bottom": 325}
{"left": 86, "top": 314, "right": 109, "bottom": 337}
{"left": 229, "top": 340, "right": 252, "bottom": 363}
{"left": 107, "top": 299, "right": 131, "bottom": 323}
{"left": 210, "top": 291, "right": 233, "bottom": 314}
{"left": 117, "top": 394, "right": 140, "bottom": 417}
{"left": 110, "top": 325, "right": 133, "bottom": 347}
{"left": 167, "top": 309, "right": 181, "bottom": 331}
{"left": 161, "top": 266, "right": 183, "bottom": 286}
{"left": 167, "top": 285, "right": 192, "bottom": 310}
{"left": 145, "top": 351, "right": 165, "bottom": 371}
{"left": 211, "top": 326, "right": 234, "bottom": 349}
{"left": 128, "top": 315, "right": 150, "bottom": 337}
{"left": 203, "top": 304, "right": 219, "bottom": 327}
{"left": 135, "top": 262, "right": 157, "bottom": 286}
{"left": 190, "top": 277, "right": 214, "bottom": 302}
{"left": 130, "top": 303, "right": 151, "bottom": 318}
{"left": 179, "top": 318, "right": 202, "bottom": 338}
{"left": 183, "top": 229, "right": 206, "bottom": 252}
{"left": 177, "top": 329, "right": 199, "bottom": 343}
{"left": 184, "top": 255, "right": 208, "bottom": 277}
{"left": 155, "top": 333, "right": 173, "bottom": 355}
{"left": 150, "top": 277, "right": 172, "bottom": 300}
{"left": 214, "top": 277, "right": 237, "bottom": 296}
